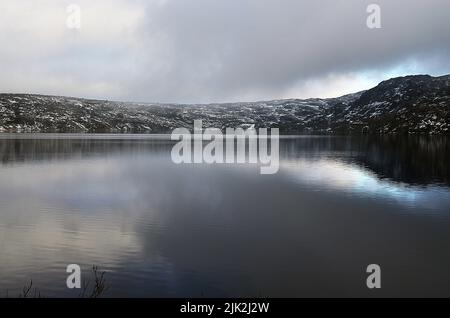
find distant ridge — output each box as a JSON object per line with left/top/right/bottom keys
{"left": 1, "top": 74, "right": 449, "bottom": 134}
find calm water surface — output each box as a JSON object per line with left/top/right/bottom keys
{"left": 1, "top": 134, "right": 450, "bottom": 297}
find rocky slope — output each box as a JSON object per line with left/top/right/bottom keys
{"left": 0, "top": 74, "right": 449, "bottom": 134}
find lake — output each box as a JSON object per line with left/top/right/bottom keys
{"left": 0, "top": 134, "right": 450, "bottom": 297}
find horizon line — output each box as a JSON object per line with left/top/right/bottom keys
{"left": 0, "top": 73, "right": 447, "bottom": 106}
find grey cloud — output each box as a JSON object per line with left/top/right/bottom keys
{"left": 0, "top": 0, "right": 449, "bottom": 103}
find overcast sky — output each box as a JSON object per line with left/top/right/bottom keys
{"left": 0, "top": 0, "right": 449, "bottom": 103}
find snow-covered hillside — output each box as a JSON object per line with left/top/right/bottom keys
{"left": 0, "top": 74, "right": 449, "bottom": 134}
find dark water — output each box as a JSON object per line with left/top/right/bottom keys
{"left": 1, "top": 134, "right": 450, "bottom": 297}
